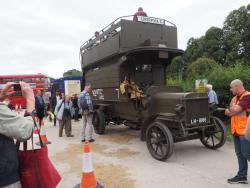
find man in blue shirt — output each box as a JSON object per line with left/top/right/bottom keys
{"left": 79, "top": 83, "right": 94, "bottom": 142}
{"left": 206, "top": 84, "right": 218, "bottom": 104}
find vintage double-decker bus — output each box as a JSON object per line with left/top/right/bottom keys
{"left": 79, "top": 15, "right": 227, "bottom": 161}
{"left": 0, "top": 73, "right": 50, "bottom": 108}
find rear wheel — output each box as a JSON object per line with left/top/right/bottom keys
{"left": 146, "top": 121, "right": 174, "bottom": 161}
{"left": 200, "top": 116, "right": 227, "bottom": 149}
{"left": 92, "top": 109, "right": 106, "bottom": 134}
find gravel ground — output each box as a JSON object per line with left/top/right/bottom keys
{"left": 42, "top": 118, "right": 249, "bottom": 188}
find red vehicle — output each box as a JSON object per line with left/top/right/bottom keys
{"left": 0, "top": 73, "right": 50, "bottom": 108}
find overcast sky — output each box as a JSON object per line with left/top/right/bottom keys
{"left": 0, "top": 0, "right": 249, "bottom": 78}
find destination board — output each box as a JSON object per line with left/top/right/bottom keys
{"left": 138, "top": 16, "right": 165, "bottom": 25}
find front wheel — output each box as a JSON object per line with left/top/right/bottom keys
{"left": 92, "top": 109, "right": 106, "bottom": 134}
{"left": 146, "top": 121, "right": 174, "bottom": 161}
{"left": 200, "top": 116, "right": 227, "bottom": 149}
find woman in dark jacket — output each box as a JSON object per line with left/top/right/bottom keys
{"left": 35, "top": 90, "right": 45, "bottom": 126}
{"left": 0, "top": 82, "right": 34, "bottom": 188}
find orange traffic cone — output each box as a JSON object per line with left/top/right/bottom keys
{"left": 74, "top": 142, "right": 104, "bottom": 188}
{"left": 38, "top": 120, "right": 51, "bottom": 145}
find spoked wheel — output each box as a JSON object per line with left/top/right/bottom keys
{"left": 200, "top": 116, "right": 227, "bottom": 149}
{"left": 92, "top": 109, "right": 106, "bottom": 134}
{"left": 146, "top": 121, "right": 174, "bottom": 161}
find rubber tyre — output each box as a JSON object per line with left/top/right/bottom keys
{"left": 146, "top": 121, "right": 174, "bottom": 161}
{"left": 200, "top": 116, "right": 227, "bottom": 149}
{"left": 92, "top": 109, "right": 106, "bottom": 134}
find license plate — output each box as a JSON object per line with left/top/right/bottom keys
{"left": 190, "top": 117, "right": 207, "bottom": 124}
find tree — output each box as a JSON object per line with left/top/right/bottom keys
{"left": 63, "top": 69, "right": 82, "bottom": 77}
{"left": 183, "top": 4, "right": 250, "bottom": 65}
{"left": 203, "top": 27, "right": 226, "bottom": 64}
{"left": 186, "top": 57, "right": 219, "bottom": 81}
{"left": 223, "top": 4, "right": 250, "bottom": 65}
{"left": 183, "top": 27, "right": 226, "bottom": 65}
{"left": 166, "top": 4, "right": 250, "bottom": 106}
{"left": 183, "top": 37, "right": 205, "bottom": 63}
{"left": 166, "top": 56, "right": 185, "bottom": 79}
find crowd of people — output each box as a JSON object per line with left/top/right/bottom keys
{"left": 0, "top": 78, "right": 250, "bottom": 187}
{"left": 0, "top": 82, "right": 95, "bottom": 143}
{"left": 32, "top": 84, "right": 95, "bottom": 143}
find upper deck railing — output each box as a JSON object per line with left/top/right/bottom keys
{"left": 80, "top": 15, "right": 176, "bottom": 53}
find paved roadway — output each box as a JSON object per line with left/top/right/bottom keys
{"left": 42, "top": 118, "right": 249, "bottom": 188}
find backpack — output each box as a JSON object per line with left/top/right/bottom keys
{"left": 79, "top": 92, "right": 89, "bottom": 110}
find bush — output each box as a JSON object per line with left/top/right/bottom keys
{"left": 167, "top": 57, "right": 220, "bottom": 91}
{"left": 166, "top": 77, "right": 193, "bottom": 91}
{"left": 167, "top": 61, "right": 250, "bottom": 107}
{"left": 207, "top": 63, "right": 250, "bottom": 106}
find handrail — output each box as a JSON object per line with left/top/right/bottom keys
{"left": 80, "top": 15, "right": 134, "bottom": 50}
{"left": 80, "top": 15, "right": 176, "bottom": 51}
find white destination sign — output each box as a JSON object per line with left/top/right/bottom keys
{"left": 138, "top": 16, "right": 165, "bottom": 25}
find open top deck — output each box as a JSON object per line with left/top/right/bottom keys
{"left": 80, "top": 15, "right": 182, "bottom": 69}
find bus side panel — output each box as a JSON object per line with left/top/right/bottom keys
{"left": 120, "top": 20, "right": 178, "bottom": 49}
{"left": 81, "top": 34, "right": 120, "bottom": 68}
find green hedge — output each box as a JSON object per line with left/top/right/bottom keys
{"left": 167, "top": 59, "right": 250, "bottom": 107}
{"left": 207, "top": 63, "right": 250, "bottom": 106}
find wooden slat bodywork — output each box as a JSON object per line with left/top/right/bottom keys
{"left": 120, "top": 20, "right": 177, "bottom": 49}
{"left": 85, "top": 63, "right": 120, "bottom": 89}
{"left": 81, "top": 34, "right": 120, "bottom": 67}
